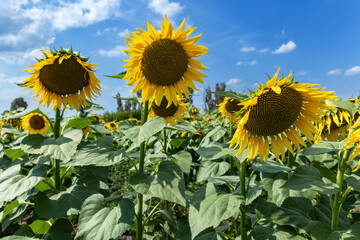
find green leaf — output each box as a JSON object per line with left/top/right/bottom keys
{"left": 171, "top": 150, "right": 192, "bottom": 174}
{"left": 29, "top": 220, "right": 51, "bottom": 234}
{"left": 282, "top": 165, "right": 339, "bottom": 194}
{"left": 63, "top": 117, "right": 91, "bottom": 131}
{"left": 0, "top": 237, "right": 40, "bottom": 240}
{"left": 197, "top": 161, "right": 230, "bottom": 182}
{"left": 166, "top": 121, "right": 199, "bottom": 134}
{"left": 41, "top": 128, "right": 83, "bottom": 162}
{"left": 196, "top": 143, "right": 233, "bottom": 160}
{"left": 311, "top": 222, "right": 333, "bottom": 240}
{"left": 114, "top": 96, "right": 140, "bottom": 105}
{"left": 104, "top": 71, "right": 126, "bottom": 79}
{"left": 345, "top": 174, "right": 360, "bottom": 192}
{"left": 76, "top": 194, "right": 135, "bottom": 240}
{"left": 212, "top": 91, "right": 248, "bottom": 100}
{"left": 193, "top": 228, "right": 225, "bottom": 240}
{"left": 208, "top": 176, "right": 239, "bottom": 189}
{"left": 251, "top": 159, "right": 292, "bottom": 173}
{"left": 4, "top": 107, "right": 42, "bottom": 119}
{"left": 0, "top": 165, "right": 46, "bottom": 203}
{"left": 20, "top": 134, "right": 47, "bottom": 154}
{"left": 169, "top": 138, "right": 186, "bottom": 148}
{"left": 90, "top": 124, "right": 111, "bottom": 134}
{"left": 44, "top": 218, "right": 73, "bottom": 240}
{"left": 1, "top": 124, "right": 21, "bottom": 135}
{"left": 64, "top": 137, "right": 126, "bottom": 167}
{"left": 328, "top": 100, "right": 359, "bottom": 117}
{"left": 5, "top": 148, "right": 26, "bottom": 161}
{"left": 189, "top": 184, "right": 243, "bottom": 238}
{"left": 35, "top": 172, "right": 99, "bottom": 218}
{"left": 129, "top": 161, "right": 186, "bottom": 206}
{"left": 123, "top": 116, "right": 166, "bottom": 146}
{"left": 200, "top": 126, "right": 226, "bottom": 146}
{"left": 0, "top": 200, "right": 21, "bottom": 223}
{"left": 245, "top": 180, "right": 263, "bottom": 205}
{"left": 257, "top": 197, "right": 313, "bottom": 230}
{"left": 302, "top": 142, "right": 345, "bottom": 155}
{"left": 251, "top": 226, "right": 275, "bottom": 240}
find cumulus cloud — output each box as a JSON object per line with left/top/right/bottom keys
{"left": 226, "top": 78, "right": 243, "bottom": 87}
{"left": 272, "top": 40, "right": 296, "bottom": 54}
{"left": 240, "top": 46, "right": 256, "bottom": 53}
{"left": 236, "top": 61, "right": 243, "bottom": 66}
{"left": 98, "top": 45, "right": 126, "bottom": 57}
{"left": 295, "top": 71, "right": 308, "bottom": 77}
{"left": 0, "top": 0, "right": 121, "bottom": 57}
{"left": 345, "top": 66, "right": 360, "bottom": 76}
{"left": 0, "top": 47, "right": 47, "bottom": 64}
{"left": 327, "top": 68, "right": 342, "bottom": 76}
{"left": 148, "top": 0, "right": 184, "bottom": 17}
{"left": 118, "top": 29, "right": 130, "bottom": 38}
{"left": 236, "top": 60, "right": 257, "bottom": 66}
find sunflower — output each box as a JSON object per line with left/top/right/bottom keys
{"left": 148, "top": 96, "right": 189, "bottom": 126}
{"left": 21, "top": 113, "right": 50, "bottom": 135}
{"left": 82, "top": 125, "right": 92, "bottom": 136}
{"left": 105, "top": 122, "right": 118, "bottom": 131}
{"left": 190, "top": 107, "right": 200, "bottom": 117}
{"left": 123, "top": 15, "right": 208, "bottom": 106}
{"left": 1, "top": 119, "right": 22, "bottom": 129}
{"left": 218, "top": 97, "right": 243, "bottom": 123}
{"left": 229, "top": 68, "right": 336, "bottom": 161}
{"left": 316, "top": 108, "right": 352, "bottom": 142}
{"left": 128, "top": 118, "right": 141, "bottom": 125}
{"left": 22, "top": 48, "right": 101, "bottom": 111}
{"left": 341, "top": 120, "right": 360, "bottom": 172}
{"left": 90, "top": 114, "right": 104, "bottom": 122}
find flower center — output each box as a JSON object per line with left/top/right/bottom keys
{"left": 29, "top": 115, "right": 45, "bottom": 130}
{"left": 39, "top": 56, "right": 90, "bottom": 95}
{"left": 152, "top": 97, "right": 178, "bottom": 117}
{"left": 244, "top": 87, "right": 303, "bottom": 137}
{"left": 141, "top": 39, "right": 188, "bottom": 86}
{"left": 110, "top": 123, "right": 116, "bottom": 128}
{"left": 225, "top": 99, "right": 242, "bottom": 113}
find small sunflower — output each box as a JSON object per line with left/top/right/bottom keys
{"left": 123, "top": 15, "right": 208, "bottom": 106}
{"left": 229, "top": 68, "right": 336, "bottom": 161}
{"left": 105, "top": 122, "right": 118, "bottom": 131}
{"left": 22, "top": 48, "right": 101, "bottom": 111}
{"left": 218, "top": 97, "right": 243, "bottom": 123}
{"left": 316, "top": 108, "right": 352, "bottom": 142}
{"left": 128, "top": 118, "right": 141, "bottom": 125}
{"left": 341, "top": 120, "right": 360, "bottom": 172}
{"left": 1, "top": 119, "right": 22, "bottom": 129}
{"left": 22, "top": 113, "right": 50, "bottom": 135}
{"left": 190, "top": 107, "right": 200, "bottom": 117}
{"left": 148, "top": 96, "right": 189, "bottom": 126}
{"left": 82, "top": 125, "right": 92, "bottom": 136}
{"left": 90, "top": 114, "right": 104, "bottom": 122}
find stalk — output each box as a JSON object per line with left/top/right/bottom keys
{"left": 136, "top": 101, "right": 149, "bottom": 240}
{"left": 239, "top": 160, "right": 247, "bottom": 240}
{"left": 54, "top": 108, "right": 62, "bottom": 191}
{"left": 163, "top": 128, "right": 168, "bottom": 153}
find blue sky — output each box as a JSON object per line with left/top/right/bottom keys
{"left": 0, "top": 0, "right": 359, "bottom": 116}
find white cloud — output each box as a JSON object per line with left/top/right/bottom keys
{"left": 245, "top": 60, "right": 257, "bottom": 66}
{"left": 226, "top": 78, "right": 243, "bottom": 87}
{"left": 240, "top": 46, "right": 256, "bottom": 53}
{"left": 272, "top": 40, "right": 296, "bottom": 54}
{"left": 96, "top": 27, "right": 118, "bottom": 36}
{"left": 0, "top": 47, "right": 46, "bottom": 64}
{"left": 0, "top": 0, "right": 121, "bottom": 58}
{"left": 148, "top": 0, "right": 184, "bottom": 17}
{"left": 345, "top": 66, "right": 360, "bottom": 76}
{"left": 327, "top": 68, "right": 342, "bottom": 76}
{"left": 258, "top": 48, "right": 269, "bottom": 53}
{"left": 236, "top": 61, "right": 243, "bottom": 66}
{"left": 98, "top": 45, "right": 126, "bottom": 57}
{"left": 295, "top": 71, "right": 308, "bottom": 77}
{"left": 118, "top": 29, "right": 130, "bottom": 38}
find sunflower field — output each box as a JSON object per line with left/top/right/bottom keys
{"left": 1, "top": 15, "right": 360, "bottom": 240}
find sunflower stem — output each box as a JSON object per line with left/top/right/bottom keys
{"left": 136, "top": 101, "right": 149, "bottom": 240}
{"left": 163, "top": 128, "right": 168, "bottom": 154}
{"left": 287, "top": 151, "right": 295, "bottom": 168}
{"left": 239, "top": 160, "right": 247, "bottom": 240}
{"left": 54, "top": 108, "right": 62, "bottom": 191}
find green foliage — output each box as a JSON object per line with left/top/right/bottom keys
{"left": 102, "top": 110, "right": 141, "bottom": 122}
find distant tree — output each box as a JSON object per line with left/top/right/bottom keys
{"left": 136, "top": 91, "right": 142, "bottom": 110}
{"left": 116, "top": 92, "right": 123, "bottom": 112}
{"left": 203, "top": 86, "right": 216, "bottom": 112}
{"left": 124, "top": 100, "right": 132, "bottom": 111}
{"left": 10, "top": 97, "right": 27, "bottom": 111}
{"left": 183, "top": 87, "right": 194, "bottom": 104}
{"left": 214, "top": 83, "right": 226, "bottom": 105}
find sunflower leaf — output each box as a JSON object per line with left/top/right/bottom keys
{"left": 76, "top": 194, "right": 135, "bottom": 240}
{"left": 212, "top": 91, "right": 248, "bottom": 100}
{"left": 104, "top": 71, "right": 127, "bottom": 79}
{"left": 4, "top": 107, "right": 43, "bottom": 120}
{"left": 328, "top": 100, "right": 358, "bottom": 117}
{"left": 0, "top": 164, "right": 46, "bottom": 203}
{"left": 165, "top": 120, "right": 199, "bottom": 134}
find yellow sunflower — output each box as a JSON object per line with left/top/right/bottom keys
{"left": 148, "top": 96, "right": 189, "bottom": 126}
{"left": 90, "top": 114, "right": 104, "bottom": 122}
{"left": 341, "top": 120, "right": 360, "bottom": 172}
{"left": 229, "top": 68, "right": 336, "bottom": 161}
{"left": 128, "top": 118, "right": 141, "bottom": 125}
{"left": 21, "top": 113, "right": 50, "bottom": 135}
{"left": 123, "top": 15, "right": 208, "bottom": 106}
{"left": 1, "top": 119, "right": 22, "bottom": 129}
{"left": 105, "top": 122, "right": 119, "bottom": 131}
{"left": 190, "top": 107, "right": 200, "bottom": 117}
{"left": 22, "top": 48, "right": 101, "bottom": 111}
{"left": 82, "top": 125, "right": 92, "bottom": 136}
{"left": 316, "top": 108, "right": 352, "bottom": 142}
{"left": 218, "top": 97, "right": 243, "bottom": 123}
